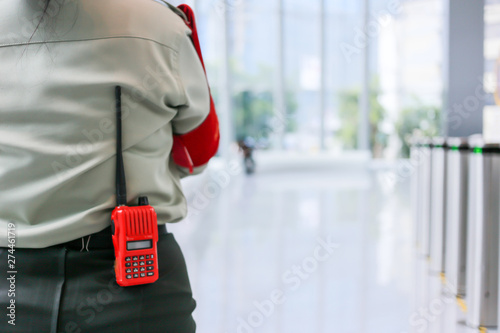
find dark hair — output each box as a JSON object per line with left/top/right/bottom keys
{"left": 20, "top": 0, "right": 60, "bottom": 60}
{"left": 19, "top": 0, "right": 78, "bottom": 61}
{"left": 28, "top": 0, "right": 52, "bottom": 44}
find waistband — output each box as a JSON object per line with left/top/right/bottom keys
{"left": 52, "top": 224, "right": 168, "bottom": 251}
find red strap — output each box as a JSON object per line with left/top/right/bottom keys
{"left": 171, "top": 4, "right": 220, "bottom": 173}
{"left": 177, "top": 4, "right": 207, "bottom": 72}
{"left": 171, "top": 136, "right": 194, "bottom": 173}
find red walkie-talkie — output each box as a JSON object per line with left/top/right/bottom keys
{"left": 111, "top": 86, "right": 159, "bottom": 287}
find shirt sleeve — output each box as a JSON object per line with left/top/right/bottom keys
{"left": 171, "top": 29, "right": 211, "bottom": 135}
{"left": 169, "top": 13, "right": 220, "bottom": 177}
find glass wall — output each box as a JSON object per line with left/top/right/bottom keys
{"left": 168, "top": 0, "right": 445, "bottom": 158}
{"left": 485, "top": 0, "right": 500, "bottom": 105}
{"left": 377, "top": 0, "right": 443, "bottom": 157}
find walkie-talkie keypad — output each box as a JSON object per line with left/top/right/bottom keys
{"left": 124, "top": 255, "right": 156, "bottom": 279}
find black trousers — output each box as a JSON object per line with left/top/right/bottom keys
{"left": 0, "top": 225, "right": 196, "bottom": 333}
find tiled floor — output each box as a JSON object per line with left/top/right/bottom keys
{"left": 168, "top": 162, "right": 413, "bottom": 333}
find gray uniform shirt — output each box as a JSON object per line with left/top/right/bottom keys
{"left": 0, "top": 0, "right": 211, "bottom": 248}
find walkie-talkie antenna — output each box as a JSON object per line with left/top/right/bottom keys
{"left": 115, "top": 86, "right": 127, "bottom": 206}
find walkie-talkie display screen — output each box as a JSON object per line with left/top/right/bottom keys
{"left": 127, "top": 240, "right": 153, "bottom": 251}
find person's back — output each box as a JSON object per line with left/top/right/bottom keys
{"left": 0, "top": 1, "right": 218, "bottom": 332}
{"left": 0, "top": 0, "right": 213, "bottom": 248}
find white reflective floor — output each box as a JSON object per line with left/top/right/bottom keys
{"left": 169, "top": 162, "right": 413, "bottom": 333}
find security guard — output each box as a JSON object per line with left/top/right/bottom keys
{"left": 0, "top": 0, "right": 219, "bottom": 332}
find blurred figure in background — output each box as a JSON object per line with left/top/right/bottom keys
{"left": 238, "top": 137, "right": 256, "bottom": 175}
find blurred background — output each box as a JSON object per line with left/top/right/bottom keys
{"left": 160, "top": 0, "right": 499, "bottom": 332}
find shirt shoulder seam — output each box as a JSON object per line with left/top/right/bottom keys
{"left": 0, "top": 35, "right": 180, "bottom": 53}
